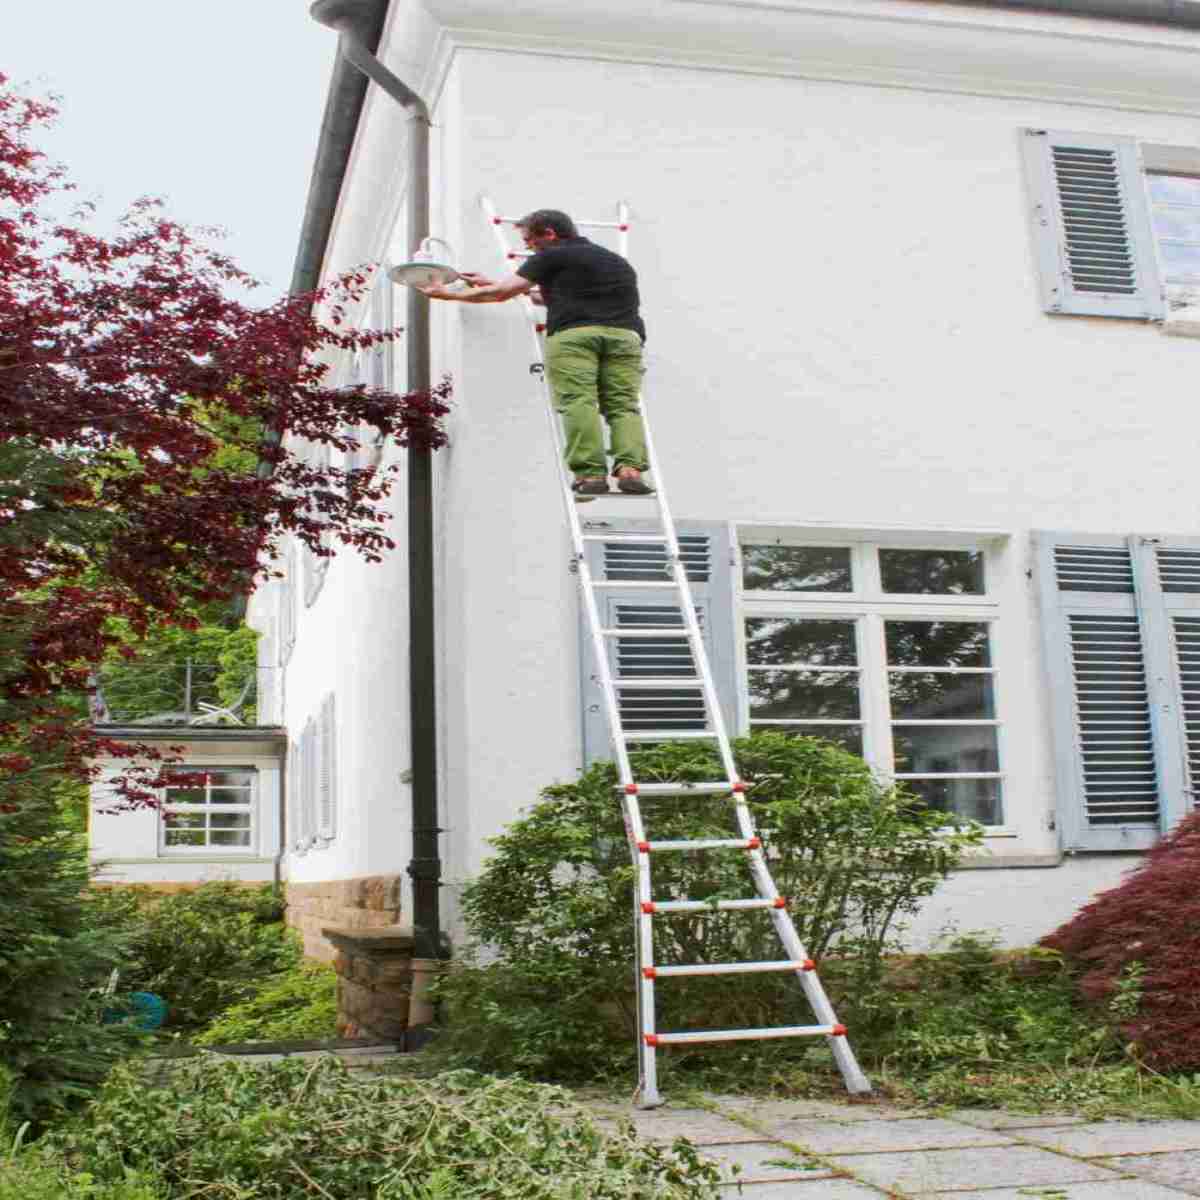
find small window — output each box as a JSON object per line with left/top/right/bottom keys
{"left": 1148, "top": 173, "right": 1200, "bottom": 307}
{"left": 161, "top": 767, "right": 256, "bottom": 854}
{"left": 742, "top": 545, "right": 852, "bottom": 593}
{"left": 879, "top": 549, "right": 984, "bottom": 595}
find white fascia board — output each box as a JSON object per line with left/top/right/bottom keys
{"left": 402, "top": 0, "right": 1200, "bottom": 117}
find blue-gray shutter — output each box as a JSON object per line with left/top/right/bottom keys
{"left": 1131, "top": 536, "right": 1200, "bottom": 832}
{"left": 580, "top": 521, "right": 736, "bottom": 765}
{"left": 1036, "top": 533, "right": 1161, "bottom": 851}
{"left": 1022, "top": 129, "right": 1164, "bottom": 320}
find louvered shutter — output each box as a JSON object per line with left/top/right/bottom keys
{"left": 302, "top": 441, "right": 332, "bottom": 608}
{"left": 286, "top": 739, "right": 301, "bottom": 851}
{"left": 581, "top": 522, "right": 736, "bottom": 764}
{"left": 256, "top": 612, "right": 278, "bottom": 724}
{"left": 1022, "top": 129, "right": 1164, "bottom": 320}
{"left": 1036, "top": 533, "right": 1161, "bottom": 850}
{"left": 280, "top": 543, "right": 297, "bottom": 666}
{"left": 317, "top": 692, "right": 338, "bottom": 841}
{"left": 298, "top": 716, "right": 317, "bottom": 850}
{"left": 1130, "top": 536, "right": 1199, "bottom": 831}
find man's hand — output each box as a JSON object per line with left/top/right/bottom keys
{"left": 416, "top": 273, "right": 535, "bottom": 304}
{"left": 417, "top": 283, "right": 460, "bottom": 301}
{"left": 458, "top": 271, "right": 495, "bottom": 287}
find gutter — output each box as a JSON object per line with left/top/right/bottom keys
{"left": 964, "top": 0, "right": 1200, "bottom": 27}
{"left": 305, "top": 0, "right": 444, "bottom": 1040}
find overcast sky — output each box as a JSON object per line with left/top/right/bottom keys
{"left": 5, "top": 1, "right": 337, "bottom": 304}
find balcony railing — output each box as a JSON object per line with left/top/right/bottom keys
{"left": 91, "top": 659, "right": 257, "bottom": 726}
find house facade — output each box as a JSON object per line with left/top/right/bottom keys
{"left": 239, "top": 0, "right": 1200, "bottom": 956}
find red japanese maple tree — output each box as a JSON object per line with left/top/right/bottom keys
{"left": 0, "top": 75, "right": 448, "bottom": 810}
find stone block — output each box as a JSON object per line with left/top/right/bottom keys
{"left": 1017, "top": 1121, "right": 1200, "bottom": 1157}
{"left": 717, "top": 1182, "right": 880, "bottom": 1198}
{"left": 825, "top": 1146, "right": 1121, "bottom": 1194}
{"left": 628, "top": 1109, "right": 763, "bottom": 1146}
{"left": 1100, "top": 1151, "right": 1200, "bottom": 1194}
{"left": 923, "top": 1183, "right": 1188, "bottom": 1200}
{"left": 769, "top": 1116, "right": 1015, "bottom": 1154}
{"left": 695, "top": 1142, "right": 828, "bottom": 1184}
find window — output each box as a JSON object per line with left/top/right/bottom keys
{"left": 1147, "top": 172, "right": 1200, "bottom": 309}
{"left": 286, "top": 693, "right": 338, "bottom": 855}
{"left": 1036, "top": 533, "right": 1199, "bottom": 851}
{"left": 739, "top": 539, "right": 1004, "bottom": 825}
{"left": 161, "top": 767, "right": 256, "bottom": 854}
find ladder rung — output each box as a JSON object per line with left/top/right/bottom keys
{"left": 651, "top": 960, "right": 808, "bottom": 978}
{"left": 613, "top": 678, "right": 704, "bottom": 689}
{"left": 643, "top": 837, "right": 759, "bottom": 852}
{"left": 627, "top": 781, "right": 734, "bottom": 794}
{"left": 600, "top": 628, "right": 691, "bottom": 638}
{"left": 646, "top": 899, "right": 785, "bottom": 915}
{"left": 575, "top": 493, "right": 658, "bottom": 501}
{"left": 648, "top": 1025, "right": 843, "bottom": 1047}
{"left": 622, "top": 729, "right": 718, "bottom": 741}
{"left": 592, "top": 581, "right": 678, "bottom": 589}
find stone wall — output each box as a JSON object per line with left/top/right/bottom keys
{"left": 285, "top": 874, "right": 402, "bottom": 961}
{"left": 323, "top": 926, "right": 414, "bottom": 1042}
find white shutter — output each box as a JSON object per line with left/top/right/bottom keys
{"left": 1022, "top": 129, "right": 1164, "bottom": 320}
{"left": 299, "top": 716, "right": 318, "bottom": 849}
{"left": 317, "top": 692, "right": 338, "bottom": 841}
{"left": 286, "top": 739, "right": 301, "bottom": 852}
{"left": 581, "top": 523, "right": 736, "bottom": 764}
{"left": 280, "top": 543, "right": 297, "bottom": 666}
{"left": 1037, "top": 533, "right": 1161, "bottom": 850}
{"left": 302, "top": 441, "right": 332, "bottom": 608}
{"left": 256, "top": 613, "right": 278, "bottom": 725}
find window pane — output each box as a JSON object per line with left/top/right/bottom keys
{"left": 879, "top": 549, "right": 984, "bottom": 595}
{"left": 165, "top": 788, "right": 206, "bottom": 805}
{"left": 163, "top": 812, "right": 205, "bottom": 829}
{"left": 885, "top": 621, "right": 991, "bottom": 668}
{"left": 1148, "top": 174, "right": 1200, "bottom": 206}
{"left": 742, "top": 545, "right": 852, "bottom": 593}
{"left": 207, "top": 769, "right": 255, "bottom": 787}
{"left": 749, "top": 670, "right": 861, "bottom": 719}
{"left": 744, "top": 618, "right": 857, "bottom": 667}
{"left": 751, "top": 724, "right": 864, "bottom": 755}
{"left": 901, "top": 776, "right": 1001, "bottom": 825}
{"left": 893, "top": 725, "right": 999, "bottom": 773}
{"left": 1158, "top": 241, "right": 1200, "bottom": 279}
{"left": 165, "top": 829, "right": 206, "bottom": 847}
{"left": 210, "top": 812, "right": 252, "bottom": 829}
{"left": 1152, "top": 210, "right": 1200, "bottom": 241}
{"left": 211, "top": 829, "right": 252, "bottom": 847}
{"left": 889, "top": 672, "right": 995, "bottom": 719}
{"left": 209, "top": 788, "right": 252, "bottom": 806}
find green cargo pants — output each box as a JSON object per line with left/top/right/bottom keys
{"left": 544, "top": 325, "right": 649, "bottom": 478}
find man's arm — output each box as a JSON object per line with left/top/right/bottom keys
{"left": 419, "top": 273, "right": 533, "bottom": 303}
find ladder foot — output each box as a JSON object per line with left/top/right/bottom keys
{"left": 636, "top": 1085, "right": 664, "bottom": 1109}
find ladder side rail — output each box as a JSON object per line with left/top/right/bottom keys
{"left": 622, "top": 791, "right": 661, "bottom": 1105}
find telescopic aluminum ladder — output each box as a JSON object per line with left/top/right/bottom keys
{"left": 481, "top": 197, "right": 871, "bottom": 1108}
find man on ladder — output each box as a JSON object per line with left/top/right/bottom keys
{"left": 419, "top": 208, "right": 653, "bottom": 497}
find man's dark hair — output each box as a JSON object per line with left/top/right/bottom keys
{"left": 515, "top": 209, "right": 578, "bottom": 239}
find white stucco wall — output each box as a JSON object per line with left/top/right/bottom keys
{"left": 265, "top": 0, "right": 1200, "bottom": 947}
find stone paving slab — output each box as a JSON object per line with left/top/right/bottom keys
{"left": 708, "top": 1095, "right": 919, "bottom": 1123}
{"left": 950, "top": 1109, "right": 1090, "bottom": 1131}
{"left": 625, "top": 1108, "right": 765, "bottom": 1145}
{"left": 824, "top": 1145, "right": 1122, "bottom": 1194}
{"left": 695, "top": 1141, "right": 832, "bottom": 1184}
{"left": 910, "top": 1182, "right": 1190, "bottom": 1199}
{"left": 718, "top": 1180, "right": 886, "bottom": 1197}
{"left": 1018, "top": 1121, "right": 1200, "bottom": 1158}
{"left": 763, "top": 1116, "right": 1016, "bottom": 1154}
{"left": 1101, "top": 1151, "right": 1200, "bottom": 1196}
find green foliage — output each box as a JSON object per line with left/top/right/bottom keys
{"left": 49, "top": 1056, "right": 722, "bottom": 1199}
{"left": 194, "top": 961, "right": 338, "bottom": 1046}
{"left": 0, "top": 795, "right": 147, "bottom": 1125}
{"left": 89, "top": 883, "right": 298, "bottom": 1031}
{"left": 434, "top": 733, "right": 980, "bottom": 1082}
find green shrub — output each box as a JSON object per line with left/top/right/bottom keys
{"left": 49, "top": 1056, "right": 721, "bottom": 1199}
{"left": 89, "top": 882, "right": 298, "bottom": 1030}
{"left": 434, "top": 733, "right": 980, "bottom": 1082}
{"left": 0, "top": 796, "right": 147, "bottom": 1125}
{"left": 193, "top": 961, "right": 337, "bottom": 1045}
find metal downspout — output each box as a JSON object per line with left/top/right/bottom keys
{"left": 309, "top": 0, "right": 443, "bottom": 1040}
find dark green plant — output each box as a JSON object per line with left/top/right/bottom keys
{"left": 435, "top": 733, "right": 980, "bottom": 1081}
{"left": 49, "top": 1057, "right": 721, "bottom": 1199}
{"left": 193, "top": 961, "right": 337, "bottom": 1045}
{"left": 0, "top": 795, "right": 147, "bottom": 1125}
{"left": 89, "top": 883, "right": 297, "bottom": 1031}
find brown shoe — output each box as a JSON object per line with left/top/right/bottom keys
{"left": 572, "top": 476, "right": 610, "bottom": 496}
{"left": 615, "top": 468, "right": 653, "bottom": 495}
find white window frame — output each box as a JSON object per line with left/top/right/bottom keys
{"left": 158, "top": 765, "right": 258, "bottom": 857}
{"left": 732, "top": 527, "right": 1010, "bottom": 832}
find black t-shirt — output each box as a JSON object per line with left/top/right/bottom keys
{"left": 516, "top": 237, "right": 646, "bottom": 340}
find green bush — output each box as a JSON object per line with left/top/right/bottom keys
{"left": 49, "top": 1056, "right": 721, "bottom": 1199}
{"left": 434, "top": 733, "right": 980, "bottom": 1082}
{"left": 89, "top": 882, "right": 299, "bottom": 1031}
{"left": 0, "top": 796, "right": 147, "bottom": 1125}
{"left": 194, "top": 961, "right": 337, "bottom": 1045}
